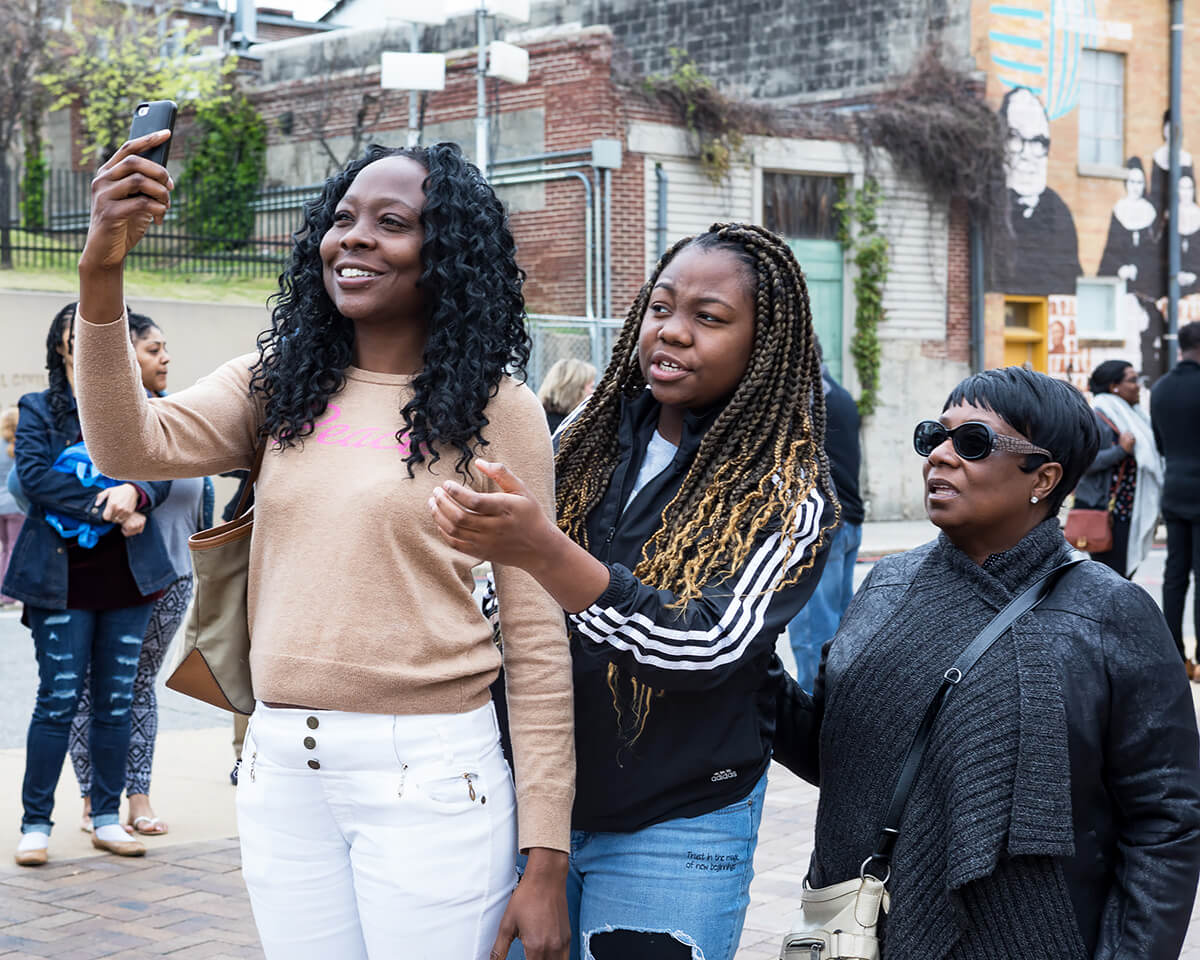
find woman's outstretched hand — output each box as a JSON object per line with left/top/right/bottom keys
{"left": 430, "top": 459, "right": 556, "bottom": 571}
{"left": 80, "top": 130, "right": 174, "bottom": 274}
{"left": 431, "top": 458, "right": 611, "bottom": 614}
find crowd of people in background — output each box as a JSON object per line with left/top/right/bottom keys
{"left": 1, "top": 129, "right": 1199, "bottom": 960}
{"left": 1075, "top": 323, "right": 1200, "bottom": 681}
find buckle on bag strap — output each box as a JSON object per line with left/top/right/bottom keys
{"left": 789, "top": 940, "right": 823, "bottom": 960}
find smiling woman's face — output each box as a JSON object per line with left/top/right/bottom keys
{"left": 318, "top": 155, "right": 427, "bottom": 325}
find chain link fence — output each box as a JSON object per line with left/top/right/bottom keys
{"left": 525, "top": 315, "right": 624, "bottom": 391}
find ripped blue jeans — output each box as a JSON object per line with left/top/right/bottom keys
{"left": 21, "top": 604, "right": 153, "bottom": 834}
{"left": 509, "top": 771, "right": 767, "bottom": 960}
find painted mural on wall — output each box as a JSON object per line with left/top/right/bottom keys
{"left": 984, "top": 1, "right": 1196, "bottom": 385}
{"left": 989, "top": 86, "right": 1082, "bottom": 296}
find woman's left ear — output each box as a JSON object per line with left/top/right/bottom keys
{"left": 1032, "top": 462, "right": 1063, "bottom": 505}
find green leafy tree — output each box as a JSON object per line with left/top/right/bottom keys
{"left": 180, "top": 95, "right": 267, "bottom": 251}
{"left": 40, "top": 0, "right": 232, "bottom": 164}
{"left": 0, "top": 0, "right": 62, "bottom": 265}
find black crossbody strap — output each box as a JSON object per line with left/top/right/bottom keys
{"left": 860, "top": 553, "right": 1087, "bottom": 882}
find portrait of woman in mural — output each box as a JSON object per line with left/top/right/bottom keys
{"left": 1178, "top": 174, "right": 1200, "bottom": 294}
{"left": 1151, "top": 110, "right": 1195, "bottom": 217}
{"left": 989, "top": 86, "right": 1082, "bottom": 297}
{"left": 1098, "top": 158, "right": 1163, "bottom": 299}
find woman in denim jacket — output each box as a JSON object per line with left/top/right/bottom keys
{"left": 4, "top": 302, "right": 174, "bottom": 866}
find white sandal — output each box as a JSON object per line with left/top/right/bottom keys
{"left": 129, "top": 815, "right": 168, "bottom": 836}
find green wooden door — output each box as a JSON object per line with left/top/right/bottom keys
{"left": 786, "top": 238, "right": 845, "bottom": 383}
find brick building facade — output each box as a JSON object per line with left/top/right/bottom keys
{"left": 248, "top": 21, "right": 969, "bottom": 518}
{"left": 975, "top": 0, "right": 1200, "bottom": 389}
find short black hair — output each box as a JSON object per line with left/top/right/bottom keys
{"left": 1088, "top": 359, "right": 1132, "bottom": 396}
{"left": 1179, "top": 320, "right": 1200, "bottom": 353}
{"left": 127, "top": 310, "right": 160, "bottom": 341}
{"left": 943, "top": 366, "right": 1100, "bottom": 515}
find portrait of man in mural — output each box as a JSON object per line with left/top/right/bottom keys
{"left": 1098, "top": 157, "right": 1162, "bottom": 299}
{"left": 989, "top": 86, "right": 1083, "bottom": 296}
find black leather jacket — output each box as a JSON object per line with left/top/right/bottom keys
{"left": 775, "top": 548, "right": 1200, "bottom": 960}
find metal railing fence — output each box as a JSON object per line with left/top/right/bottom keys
{"left": 1, "top": 169, "right": 321, "bottom": 277}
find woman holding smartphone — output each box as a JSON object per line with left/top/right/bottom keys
{"left": 71, "top": 129, "right": 574, "bottom": 960}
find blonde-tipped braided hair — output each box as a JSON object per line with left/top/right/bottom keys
{"left": 555, "top": 223, "right": 840, "bottom": 744}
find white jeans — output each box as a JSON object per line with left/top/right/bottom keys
{"left": 237, "top": 700, "right": 518, "bottom": 960}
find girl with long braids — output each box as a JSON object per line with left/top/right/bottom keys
{"left": 72, "top": 132, "right": 574, "bottom": 960}
{"left": 7, "top": 302, "right": 176, "bottom": 866}
{"left": 433, "top": 223, "right": 838, "bottom": 959}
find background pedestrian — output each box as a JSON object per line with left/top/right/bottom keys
{"left": 0, "top": 406, "right": 22, "bottom": 607}
{"left": 5, "top": 302, "right": 176, "bottom": 866}
{"left": 69, "top": 310, "right": 213, "bottom": 837}
{"left": 1076, "top": 360, "right": 1162, "bottom": 579}
{"left": 787, "top": 341, "right": 861, "bottom": 693}
{"left": 1151, "top": 320, "right": 1200, "bottom": 669}
{"left": 537, "top": 358, "right": 596, "bottom": 433}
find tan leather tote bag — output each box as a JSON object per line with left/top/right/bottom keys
{"left": 165, "top": 445, "right": 263, "bottom": 715}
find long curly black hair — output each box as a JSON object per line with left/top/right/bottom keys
{"left": 45, "top": 302, "right": 77, "bottom": 429}
{"left": 249, "top": 142, "right": 530, "bottom": 476}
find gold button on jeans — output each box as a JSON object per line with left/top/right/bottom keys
{"left": 307, "top": 759, "right": 320, "bottom": 770}
{"left": 303, "top": 737, "right": 316, "bottom": 750}
{"left": 306, "top": 716, "right": 319, "bottom": 729}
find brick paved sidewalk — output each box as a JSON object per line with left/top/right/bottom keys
{"left": 0, "top": 839, "right": 262, "bottom": 959}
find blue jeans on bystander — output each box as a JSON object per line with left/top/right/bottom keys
{"left": 509, "top": 771, "right": 768, "bottom": 960}
{"left": 21, "top": 604, "right": 153, "bottom": 834}
{"left": 787, "top": 521, "right": 862, "bottom": 694}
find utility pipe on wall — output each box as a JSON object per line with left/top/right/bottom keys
{"left": 968, "top": 215, "right": 985, "bottom": 373}
{"left": 603, "top": 168, "right": 612, "bottom": 319}
{"left": 489, "top": 170, "right": 596, "bottom": 319}
{"left": 1167, "top": 0, "right": 1184, "bottom": 368}
{"left": 655, "top": 163, "right": 668, "bottom": 261}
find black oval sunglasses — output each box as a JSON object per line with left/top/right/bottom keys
{"left": 913, "top": 420, "right": 1052, "bottom": 461}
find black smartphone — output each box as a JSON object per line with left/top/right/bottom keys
{"left": 129, "top": 100, "right": 177, "bottom": 167}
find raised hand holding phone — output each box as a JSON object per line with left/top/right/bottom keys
{"left": 79, "top": 103, "right": 177, "bottom": 326}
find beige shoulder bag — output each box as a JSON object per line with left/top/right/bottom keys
{"left": 164, "top": 444, "right": 264, "bottom": 715}
{"left": 781, "top": 556, "right": 1086, "bottom": 959}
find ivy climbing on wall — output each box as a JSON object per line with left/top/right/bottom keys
{"left": 642, "top": 49, "right": 771, "bottom": 186}
{"left": 837, "top": 179, "right": 889, "bottom": 417}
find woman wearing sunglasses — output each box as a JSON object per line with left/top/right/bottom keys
{"left": 774, "top": 366, "right": 1200, "bottom": 958}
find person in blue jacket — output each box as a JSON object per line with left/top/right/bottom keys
{"left": 5, "top": 302, "right": 175, "bottom": 866}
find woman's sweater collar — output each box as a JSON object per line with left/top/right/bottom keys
{"left": 936, "top": 518, "right": 1068, "bottom": 603}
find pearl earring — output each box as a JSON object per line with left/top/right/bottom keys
{"left": 1030, "top": 495, "right": 1040, "bottom": 504}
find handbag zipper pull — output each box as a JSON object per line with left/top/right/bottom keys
{"left": 464, "top": 773, "right": 476, "bottom": 802}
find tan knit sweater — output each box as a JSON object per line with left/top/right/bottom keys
{"left": 75, "top": 310, "right": 575, "bottom": 853}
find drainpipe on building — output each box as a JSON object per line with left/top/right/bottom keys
{"left": 232, "top": 0, "right": 256, "bottom": 50}
{"left": 603, "top": 167, "right": 612, "bottom": 318}
{"left": 655, "top": 163, "right": 668, "bottom": 261}
{"left": 1167, "top": 0, "right": 1184, "bottom": 369}
{"left": 969, "top": 215, "right": 986, "bottom": 373}
{"left": 487, "top": 169, "right": 596, "bottom": 320}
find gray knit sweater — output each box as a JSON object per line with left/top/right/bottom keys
{"left": 808, "top": 519, "right": 1088, "bottom": 960}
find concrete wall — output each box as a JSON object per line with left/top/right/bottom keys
{"left": 1, "top": 289, "right": 271, "bottom": 509}
{"left": 0, "top": 289, "right": 270, "bottom": 412}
